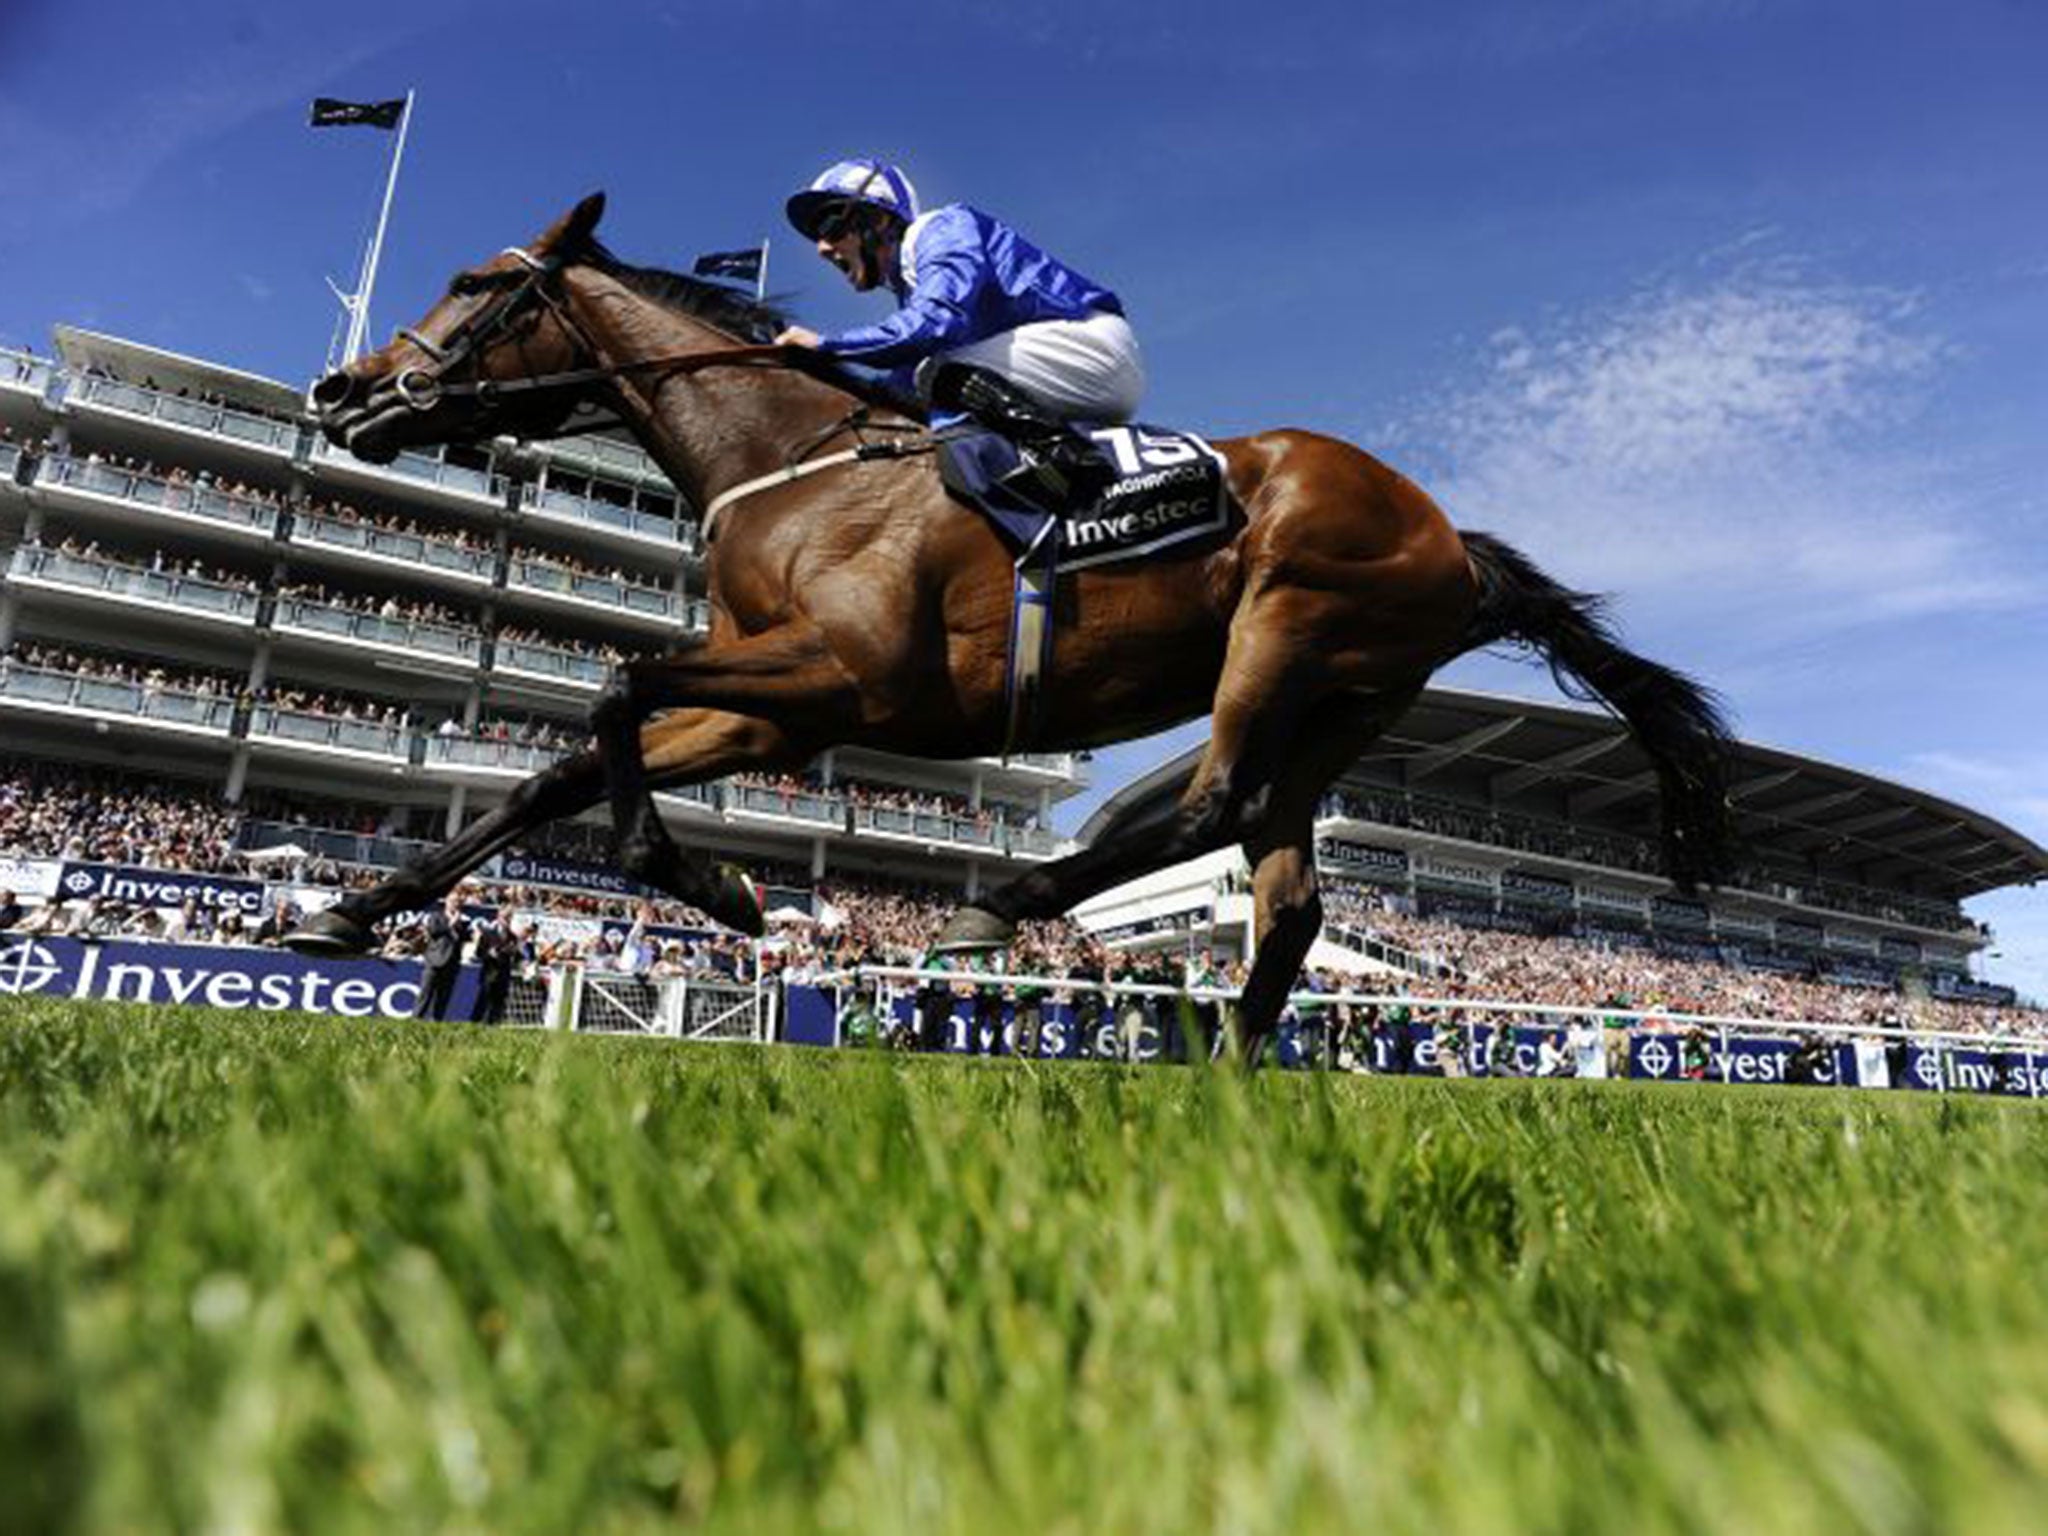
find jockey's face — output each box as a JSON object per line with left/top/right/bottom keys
{"left": 815, "top": 205, "right": 900, "bottom": 292}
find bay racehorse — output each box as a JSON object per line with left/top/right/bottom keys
{"left": 296, "top": 193, "right": 1736, "bottom": 1059}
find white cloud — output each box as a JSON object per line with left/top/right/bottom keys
{"left": 1386, "top": 260, "right": 2040, "bottom": 635}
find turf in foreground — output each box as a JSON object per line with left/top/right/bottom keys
{"left": 5, "top": 1001, "right": 2048, "bottom": 1534}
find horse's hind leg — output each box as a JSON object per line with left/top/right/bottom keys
{"left": 1222, "top": 689, "right": 1419, "bottom": 1064}
{"left": 939, "top": 577, "right": 1417, "bottom": 951}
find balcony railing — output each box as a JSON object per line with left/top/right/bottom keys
{"left": 0, "top": 662, "right": 236, "bottom": 731}
{"left": 542, "top": 436, "right": 670, "bottom": 485}
{"left": 654, "top": 781, "right": 720, "bottom": 812}
{"left": 494, "top": 638, "right": 612, "bottom": 689}
{"left": 1003, "top": 824, "right": 1062, "bottom": 858}
{"left": 853, "top": 804, "right": 1003, "bottom": 849}
{"left": 290, "top": 508, "right": 494, "bottom": 581}
{"left": 505, "top": 555, "right": 679, "bottom": 621}
{"left": 8, "top": 545, "right": 261, "bottom": 623}
{"left": 38, "top": 454, "right": 280, "bottom": 536}
{"left": 69, "top": 375, "right": 299, "bottom": 454}
{"left": 273, "top": 596, "right": 482, "bottom": 664}
{"left": 311, "top": 438, "right": 505, "bottom": 502}
{"left": 422, "top": 734, "right": 574, "bottom": 775}
{"left": 728, "top": 783, "right": 847, "bottom": 827}
{"left": 238, "top": 817, "right": 439, "bottom": 872}
{"left": 3, "top": 347, "right": 54, "bottom": 395}
{"left": 526, "top": 483, "right": 685, "bottom": 545}
{"left": 247, "top": 704, "right": 409, "bottom": 759}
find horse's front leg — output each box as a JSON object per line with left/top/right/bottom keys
{"left": 590, "top": 628, "right": 856, "bottom": 934}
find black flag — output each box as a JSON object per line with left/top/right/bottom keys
{"left": 692, "top": 246, "right": 765, "bottom": 285}
{"left": 309, "top": 97, "right": 406, "bottom": 130}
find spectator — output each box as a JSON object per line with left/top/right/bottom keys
{"left": 413, "top": 892, "right": 471, "bottom": 1022}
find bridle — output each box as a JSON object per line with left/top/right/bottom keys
{"left": 388, "top": 244, "right": 789, "bottom": 418}
{"left": 379, "top": 240, "right": 938, "bottom": 539}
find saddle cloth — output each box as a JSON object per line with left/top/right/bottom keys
{"left": 938, "top": 422, "right": 1237, "bottom": 571}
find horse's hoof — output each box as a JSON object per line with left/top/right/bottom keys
{"left": 932, "top": 906, "right": 1016, "bottom": 953}
{"left": 704, "top": 863, "right": 765, "bottom": 938}
{"left": 285, "top": 908, "right": 374, "bottom": 956}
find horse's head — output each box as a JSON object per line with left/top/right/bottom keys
{"left": 311, "top": 193, "right": 611, "bottom": 464}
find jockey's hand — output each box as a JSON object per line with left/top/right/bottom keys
{"left": 774, "top": 326, "right": 822, "bottom": 349}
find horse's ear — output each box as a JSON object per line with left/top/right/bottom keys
{"left": 538, "top": 192, "right": 607, "bottom": 255}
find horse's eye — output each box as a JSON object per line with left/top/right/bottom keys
{"left": 449, "top": 273, "right": 482, "bottom": 298}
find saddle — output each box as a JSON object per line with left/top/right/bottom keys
{"left": 937, "top": 422, "right": 1237, "bottom": 571}
{"left": 937, "top": 422, "right": 1240, "bottom": 757}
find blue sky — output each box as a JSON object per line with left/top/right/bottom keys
{"left": 2, "top": 0, "right": 2043, "bottom": 995}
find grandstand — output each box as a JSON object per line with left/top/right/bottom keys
{"left": 0, "top": 326, "right": 1082, "bottom": 916}
{"left": 1074, "top": 689, "right": 2047, "bottom": 1008}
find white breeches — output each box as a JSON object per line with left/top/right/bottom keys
{"left": 918, "top": 311, "right": 1146, "bottom": 423}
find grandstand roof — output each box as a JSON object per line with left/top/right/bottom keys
{"left": 1083, "top": 687, "right": 2048, "bottom": 903}
{"left": 52, "top": 326, "right": 303, "bottom": 420}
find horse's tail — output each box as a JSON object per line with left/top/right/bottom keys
{"left": 1456, "top": 531, "right": 1739, "bottom": 894}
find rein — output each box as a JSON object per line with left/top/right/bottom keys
{"left": 393, "top": 243, "right": 797, "bottom": 410}
{"left": 431, "top": 341, "right": 794, "bottom": 401}
{"left": 393, "top": 243, "right": 942, "bottom": 538}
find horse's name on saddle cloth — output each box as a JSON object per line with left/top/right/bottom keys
{"left": 1058, "top": 425, "right": 1232, "bottom": 570}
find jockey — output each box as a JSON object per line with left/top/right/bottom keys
{"left": 775, "top": 157, "right": 1144, "bottom": 505}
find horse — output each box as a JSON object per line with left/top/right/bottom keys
{"left": 296, "top": 192, "right": 1736, "bottom": 1060}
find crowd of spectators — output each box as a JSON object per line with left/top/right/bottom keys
{"left": 725, "top": 771, "right": 1046, "bottom": 831}
{"left": 1318, "top": 785, "right": 1970, "bottom": 934}
{"left": 0, "top": 759, "right": 2034, "bottom": 1033}
{"left": 507, "top": 542, "right": 671, "bottom": 595}
{"left": 431, "top": 714, "right": 587, "bottom": 754}
{"left": 275, "top": 579, "right": 475, "bottom": 634}
{"left": 1, "top": 641, "right": 244, "bottom": 699}
{"left": 1323, "top": 786, "right": 1662, "bottom": 874}
{"left": 42, "top": 445, "right": 290, "bottom": 513}
{"left": 299, "top": 496, "right": 492, "bottom": 556}
{"left": 1320, "top": 886, "right": 2035, "bottom": 1038}
{"left": 20, "top": 532, "right": 261, "bottom": 592}
{"left": 496, "top": 624, "right": 627, "bottom": 667}
{"left": 250, "top": 682, "right": 412, "bottom": 729}
{"left": 0, "top": 763, "right": 240, "bottom": 872}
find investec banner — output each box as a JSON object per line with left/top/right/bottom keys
{"left": 56, "top": 861, "right": 266, "bottom": 916}
{"left": 1629, "top": 1030, "right": 2048, "bottom": 1097}
{"left": 0, "top": 937, "right": 457, "bottom": 1019}
{"left": 495, "top": 853, "right": 645, "bottom": 900}
{"left": 0, "top": 856, "right": 61, "bottom": 899}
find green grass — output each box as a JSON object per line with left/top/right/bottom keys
{"left": 4, "top": 1002, "right": 2048, "bottom": 1534}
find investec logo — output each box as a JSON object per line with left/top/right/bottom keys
{"left": 60, "top": 864, "right": 265, "bottom": 915}
{"left": 1636, "top": 1036, "right": 1676, "bottom": 1078}
{"left": 0, "top": 939, "right": 420, "bottom": 1017}
{"left": 0, "top": 940, "right": 64, "bottom": 996}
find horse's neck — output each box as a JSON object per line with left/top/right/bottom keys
{"left": 564, "top": 275, "right": 859, "bottom": 510}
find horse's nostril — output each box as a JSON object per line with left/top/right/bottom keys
{"left": 311, "top": 371, "right": 361, "bottom": 411}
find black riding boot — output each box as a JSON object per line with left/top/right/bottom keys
{"left": 927, "top": 363, "right": 1116, "bottom": 508}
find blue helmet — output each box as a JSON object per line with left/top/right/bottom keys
{"left": 786, "top": 158, "right": 920, "bottom": 240}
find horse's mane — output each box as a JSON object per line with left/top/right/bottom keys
{"left": 573, "top": 238, "right": 921, "bottom": 417}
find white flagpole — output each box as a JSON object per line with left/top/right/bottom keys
{"left": 343, "top": 90, "right": 416, "bottom": 365}
{"left": 756, "top": 236, "right": 770, "bottom": 304}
